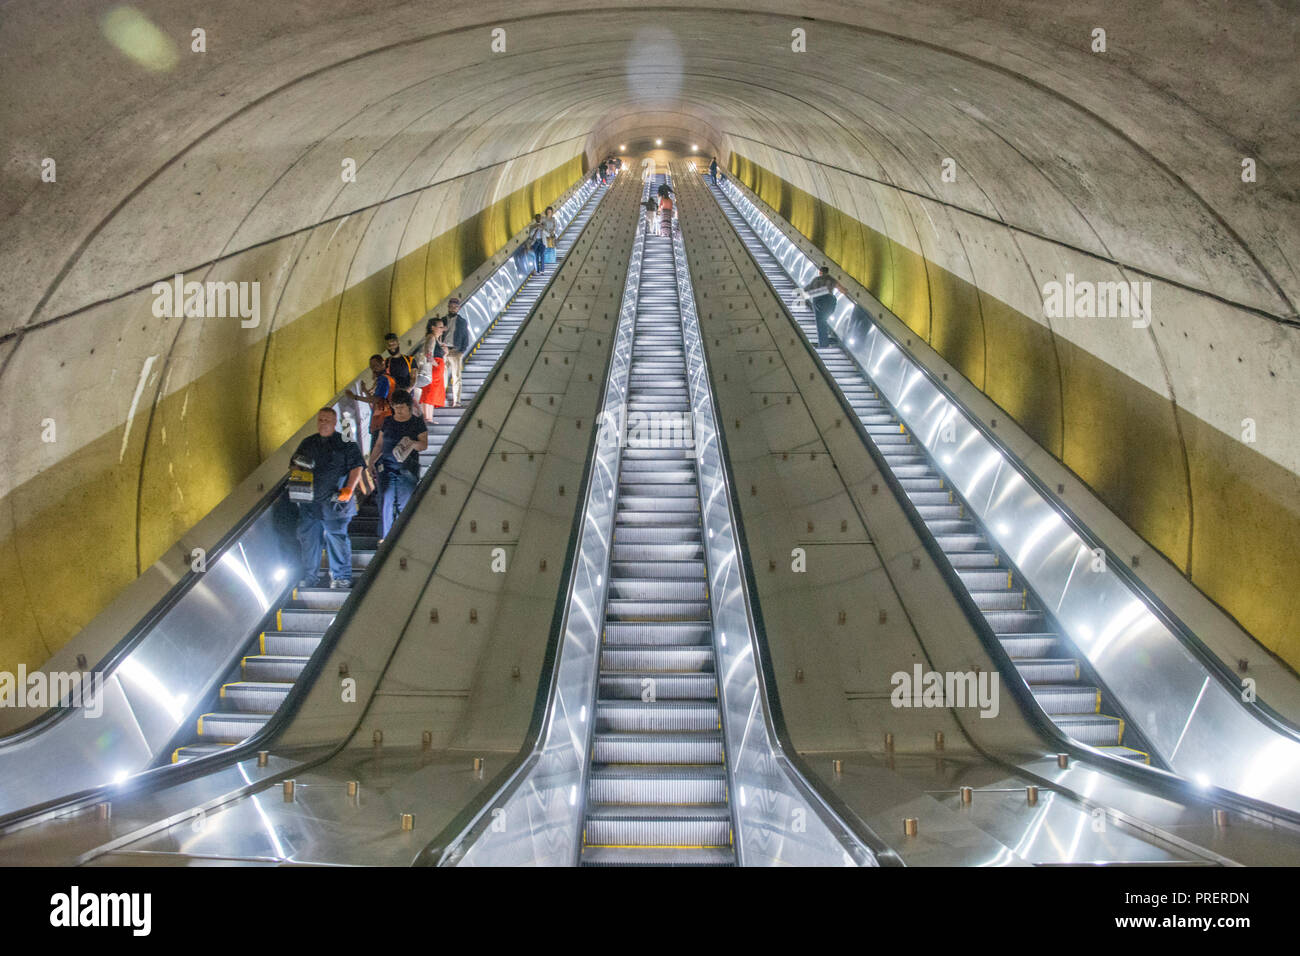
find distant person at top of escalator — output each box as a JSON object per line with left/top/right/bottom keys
{"left": 803, "top": 266, "right": 848, "bottom": 349}
{"left": 290, "top": 407, "right": 364, "bottom": 590}
{"left": 709, "top": 156, "right": 719, "bottom": 184}
{"left": 366, "top": 389, "right": 429, "bottom": 543}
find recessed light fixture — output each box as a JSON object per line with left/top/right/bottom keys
{"left": 655, "top": 138, "right": 662, "bottom": 146}
{"left": 691, "top": 144, "right": 698, "bottom": 151}
{"left": 619, "top": 144, "right": 625, "bottom": 151}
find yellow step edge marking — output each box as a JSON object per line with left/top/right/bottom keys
{"left": 197, "top": 714, "right": 205, "bottom": 734}
{"left": 1117, "top": 717, "right": 1125, "bottom": 744}
{"left": 1095, "top": 690, "right": 1102, "bottom": 713}
{"left": 276, "top": 609, "right": 282, "bottom": 631}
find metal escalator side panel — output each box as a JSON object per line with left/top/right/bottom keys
{"left": 0, "top": 175, "right": 610, "bottom": 829}
{"left": 705, "top": 173, "right": 1300, "bottom": 818}
{"left": 666, "top": 169, "right": 879, "bottom": 866}
{"left": 433, "top": 179, "right": 649, "bottom": 866}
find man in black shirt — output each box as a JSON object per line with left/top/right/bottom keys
{"left": 290, "top": 407, "right": 365, "bottom": 589}
{"left": 367, "top": 390, "right": 429, "bottom": 541}
{"left": 383, "top": 333, "right": 415, "bottom": 391}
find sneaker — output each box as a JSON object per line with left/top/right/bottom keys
{"left": 330, "top": 578, "right": 352, "bottom": 590}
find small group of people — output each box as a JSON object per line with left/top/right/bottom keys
{"left": 645, "top": 179, "right": 676, "bottom": 236}
{"left": 527, "top": 206, "right": 558, "bottom": 275}
{"left": 596, "top": 155, "right": 620, "bottom": 185}
{"left": 291, "top": 295, "right": 474, "bottom": 589}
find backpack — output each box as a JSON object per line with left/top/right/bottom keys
{"left": 372, "top": 372, "right": 397, "bottom": 426}
{"left": 387, "top": 353, "right": 415, "bottom": 388}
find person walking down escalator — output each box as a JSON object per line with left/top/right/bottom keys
{"left": 803, "top": 266, "right": 847, "bottom": 348}
{"left": 709, "top": 156, "right": 719, "bottom": 185}
{"left": 366, "top": 390, "right": 429, "bottom": 543}
{"left": 288, "top": 407, "right": 365, "bottom": 590}
{"left": 346, "top": 354, "right": 396, "bottom": 457}
{"left": 528, "top": 213, "right": 548, "bottom": 276}
{"left": 542, "top": 205, "right": 559, "bottom": 269}
{"left": 415, "top": 314, "right": 448, "bottom": 421}
{"left": 442, "top": 296, "right": 470, "bottom": 408}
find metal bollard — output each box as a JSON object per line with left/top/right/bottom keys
{"left": 903, "top": 818, "right": 919, "bottom": 837}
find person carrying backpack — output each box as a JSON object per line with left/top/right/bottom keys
{"left": 383, "top": 333, "right": 416, "bottom": 392}
{"left": 346, "top": 354, "right": 396, "bottom": 455}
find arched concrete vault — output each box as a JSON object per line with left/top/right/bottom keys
{"left": 1, "top": 0, "right": 1296, "bottom": 673}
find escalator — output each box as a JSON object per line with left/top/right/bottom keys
{"left": 703, "top": 176, "right": 1149, "bottom": 764}
{"left": 694, "top": 171, "right": 1300, "bottom": 820}
{"left": 428, "top": 170, "right": 882, "bottom": 867}
{"left": 0, "top": 173, "right": 611, "bottom": 821}
{"left": 582, "top": 175, "right": 734, "bottom": 865}
{"left": 170, "top": 187, "right": 605, "bottom": 763}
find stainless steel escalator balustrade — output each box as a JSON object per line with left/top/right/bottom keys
{"left": 581, "top": 173, "right": 734, "bottom": 865}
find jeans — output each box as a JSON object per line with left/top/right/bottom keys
{"left": 532, "top": 239, "right": 546, "bottom": 273}
{"left": 297, "top": 504, "right": 354, "bottom": 585}
{"left": 710, "top": 169, "right": 718, "bottom": 184}
{"left": 377, "top": 466, "right": 418, "bottom": 539}
{"left": 813, "top": 301, "right": 836, "bottom": 348}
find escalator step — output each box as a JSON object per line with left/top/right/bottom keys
{"left": 593, "top": 732, "right": 724, "bottom": 764}
{"left": 1031, "top": 684, "right": 1100, "bottom": 715}
{"left": 596, "top": 700, "right": 721, "bottom": 732}
{"left": 588, "top": 764, "right": 728, "bottom": 805}
{"left": 580, "top": 846, "right": 734, "bottom": 866}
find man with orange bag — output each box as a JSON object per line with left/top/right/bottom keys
{"left": 289, "top": 407, "right": 365, "bottom": 590}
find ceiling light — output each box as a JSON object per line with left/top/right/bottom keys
{"left": 655, "top": 138, "right": 662, "bottom": 146}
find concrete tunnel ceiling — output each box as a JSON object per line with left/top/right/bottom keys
{"left": 1, "top": 0, "right": 1298, "bottom": 675}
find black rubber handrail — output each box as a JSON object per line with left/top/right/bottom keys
{"left": 0, "top": 175, "right": 609, "bottom": 833}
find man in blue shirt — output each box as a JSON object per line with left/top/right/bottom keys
{"left": 443, "top": 296, "right": 470, "bottom": 408}
{"left": 290, "top": 407, "right": 364, "bottom": 589}
{"left": 366, "top": 390, "right": 429, "bottom": 541}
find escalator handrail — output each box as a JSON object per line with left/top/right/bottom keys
{"left": 703, "top": 173, "right": 1300, "bottom": 831}
{"left": 0, "top": 174, "right": 608, "bottom": 832}
{"left": 671, "top": 169, "right": 902, "bottom": 865}
{"left": 414, "top": 173, "right": 640, "bottom": 866}
{"left": 715, "top": 172, "right": 1300, "bottom": 745}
